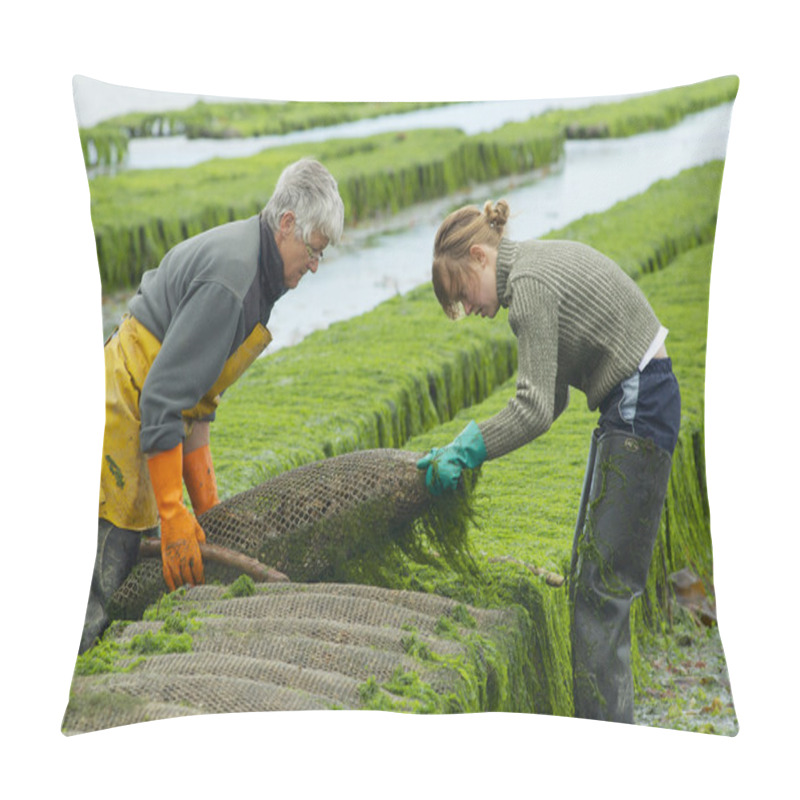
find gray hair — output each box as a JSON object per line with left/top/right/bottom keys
{"left": 263, "top": 158, "right": 345, "bottom": 245}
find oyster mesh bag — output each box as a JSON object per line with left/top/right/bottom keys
{"left": 65, "top": 583, "right": 525, "bottom": 733}
{"left": 109, "top": 449, "right": 479, "bottom": 620}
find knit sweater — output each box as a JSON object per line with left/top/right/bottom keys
{"left": 477, "top": 237, "right": 662, "bottom": 460}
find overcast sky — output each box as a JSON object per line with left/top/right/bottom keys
{"left": 72, "top": 74, "right": 270, "bottom": 127}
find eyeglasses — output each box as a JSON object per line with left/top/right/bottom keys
{"left": 304, "top": 242, "right": 325, "bottom": 262}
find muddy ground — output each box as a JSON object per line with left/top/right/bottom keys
{"left": 634, "top": 610, "right": 738, "bottom": 736}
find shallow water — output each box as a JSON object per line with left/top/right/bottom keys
{"left": 102, "top": 102, "right": 734, "bottom": 348}
{"left": 263, "top": 103, "right": 733, "bottom": 351}
{"left": 123, "top": 95, "right": 635, "bottom": 171}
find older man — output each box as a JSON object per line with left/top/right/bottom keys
{"left": 81, "top": 158, "right": 345, "bottom": 653}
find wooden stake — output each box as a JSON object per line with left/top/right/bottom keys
{"left": 140, "top": 537, "right": 290, "bottom": 583}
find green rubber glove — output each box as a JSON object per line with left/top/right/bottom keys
{"left": 417, "top": 420, "right": 487, "bottom": 495}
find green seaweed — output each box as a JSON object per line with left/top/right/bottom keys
{"left": 228, "top": 165, "right": 724, "bottom": 719}
{"left": 81, "top": 153, "right": 727, "bottom": 722}
{"left": 209, "top": 161, "right": 724, "bottom": 500}
{"left": 246, "top": 465, "right": 480, "bottom": 586}
{"left": 392, "top": 241, "right": 719, "bottom": 713}
{"left": 74, "top": 616, "right": 196, "bottom": 676}
{"left": 80, "top": 100, "right": 451, "bottom": 169}
{"left": 359, "top": 604, "right": 534, "bottom": 714}
{"left": 548, "top": 75, "right": 738, "bottom": 139}
{"left": 85, "top": 77, "right": 736, "bottom": 291}
{"left": 308, "top": 166, "right": 720, "bottom": 717}
{"left": 221, "top": 574, "right": 257, "bottom": 598}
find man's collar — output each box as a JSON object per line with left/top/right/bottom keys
{"left": 259, "top": 211, "right": 288, "bottom": 304}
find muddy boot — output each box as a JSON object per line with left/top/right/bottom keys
{"left": 79, "top": 520, "right": 142, "bottom": 654}
{"left": 569, "top": 430, "right": 672, "bottom": 723}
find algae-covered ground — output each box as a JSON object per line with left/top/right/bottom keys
{"left": 155, "top": 162, "right": 732, "bottom": 729}
{"left": 86, "top": 76, "right": 737, "bottom": 291}
{"left": 218, "top": 162, "right": 733, "bottom": 730}
{"left": 634, "top": 614, "right": 737, "bottom": 735}
{"left": 72, "top": 104, "right": 739, "bottom": 732}
{"left": 386, "top": 232, "right": 733, "bottom": 729}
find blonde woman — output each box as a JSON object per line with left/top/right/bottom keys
{"left": 418, "top": 200, "right": 680, "bottom": 723}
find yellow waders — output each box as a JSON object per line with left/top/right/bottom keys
{"left": 98, "top": 315, "right": 271, "bottom": 530}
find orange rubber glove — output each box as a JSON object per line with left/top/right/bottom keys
{"left": 147, "top": 443, "right": 206, "bottom": 592}
{"left": 183, "top": 444, "right": 220, "bottom": 516}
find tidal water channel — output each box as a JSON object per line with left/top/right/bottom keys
{"left": 122, "top": 95, "right": 637, "bottom": 171}
{"left": 101, "top": 101, "right": 734, "bottom": 348}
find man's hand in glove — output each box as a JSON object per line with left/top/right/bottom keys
{"left": 147, "top": 443, "right": 206, "bottom": 591}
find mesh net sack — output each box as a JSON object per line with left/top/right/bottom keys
{"left": 64, "top": 583, "right": 527, "bottom": 733}
{"left": 109, "top": 449, "right": 479, "bottom": 621}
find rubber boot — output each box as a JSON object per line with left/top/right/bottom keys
{"left": 79, "top": 520, "right": 142, "bottom": 654}
{"left": 569, "top": 429, "right": 599, "bottom": 582}
{"left": 569, "top": 429, "right": 672, "bottom": 723}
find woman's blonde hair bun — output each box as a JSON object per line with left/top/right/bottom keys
{"left": 483, "top": 199, "right": 510, "bottom": 231}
